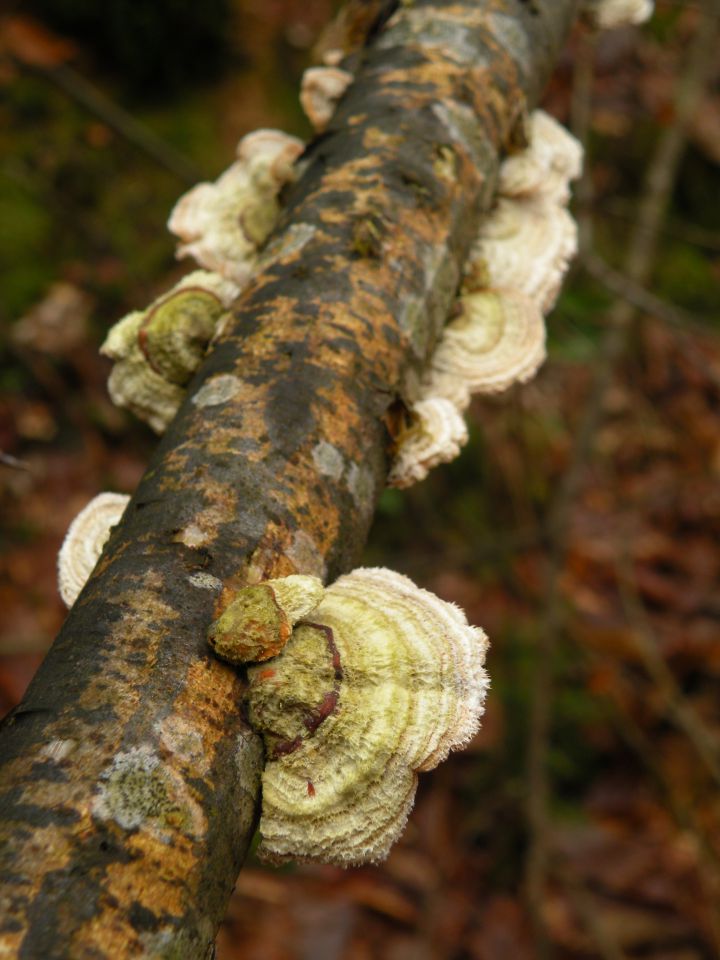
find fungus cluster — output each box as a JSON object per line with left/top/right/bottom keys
{"left": 100, "top": 129, "right": 305, "bottom": 434}
{"left": 209, "top": 568, "right": 489, "bottom": 866}
{"left": 168, "top": 129, "right": 304, "bottom": 284}
{"left": 57, "top": 492, "right": 130, "bottom": 607}
{"left": 100, "top": 59, "right": 358, "bottom": 435}
{"left": 389, "top": 110, "right": 583, "bottom": 488}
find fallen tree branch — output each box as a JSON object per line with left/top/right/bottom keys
{"left": 0, "top": 2, "right": 577, "bottom": 956}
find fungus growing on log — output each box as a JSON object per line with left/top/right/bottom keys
{"left": 208, "top": 575, "right": 325, "bottom": 664}
{"left": 498, "top": 110, "right": 583, "bottom": 206}
{"left": 467, "top": 197, "right": 578, "bottom": 315}
{"left": 466, "top": 108, "right": 581, "bottom": 314}
{"left": 422, "top": 290, "right": 546, "bottom": 404}
{"left": 245, "top": 568, "right": 489, "bottom": 866}
{"left": 391, "top": 110, "right": 581, "bottom": 490}
{"left": 100, "top": 270, "right": 238, "bottom": 433}
{"left": 167, "top": 129, "right": 304, "bottom": 283}
{"left": 57, "top": 492, "right": 130, "bottom": 607}
{"left": 387, "top": 397, "right": 468, "bottom": 489}
{"left": 300, "top": 66, "right": 353, "bottom": 133}
{"left": 585, "top": 0, "right": 654, "bottom": 28}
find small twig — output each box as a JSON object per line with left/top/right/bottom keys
{"left": 596, "top": 201, "right": 720, "bottom": 254}
{"left": 580, "top": 251, "right": 707, "bottom": 331}
{"left": 581, "top": 251, "right": 720, "bottom": 389}
{"left": 523, "top": 32, "right": 599, "bottom": 956}
{"left": 16, "top": 59, "right": 201, "bottom": 184}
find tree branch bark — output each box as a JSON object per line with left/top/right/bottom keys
{"left": 0, "top": 2, "right": 577, "bottom": 956}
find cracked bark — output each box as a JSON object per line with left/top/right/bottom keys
{"left": 0, "top": 1, "right": 577, "bottom": 956}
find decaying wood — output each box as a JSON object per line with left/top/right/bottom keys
{"left": 0, "top": 2, "right": 577, "bottom": 956}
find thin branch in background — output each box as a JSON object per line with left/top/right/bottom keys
{"left": 615, "top": 552, "right": 720, "bottom": 790}
{"left": 596, "top": 201, "right": 720, "bottom": 254}
{"left": 524, "top": 2, "right": 720, "bottom": 952}
{"left": 0, "top": 451, "right": 31, "bottom": 471}
{"left": 580, "top": 251, "right": 706, "bottom": 332}
{"left": 16, "top": 59, "right": 202, "bottom": 185}
{"left": 582, "top": 250, "right": 720, "bottom": 389}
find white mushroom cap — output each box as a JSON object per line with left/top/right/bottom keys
{"left": 247, "top": 566, "right": 489, "bottom": 865}
{"left": 499, "top": 110, "right": 583, "bottom": 206}
{"left": 167, "top": 129, "right": 304, "bottom": 284}
{"left": 423, "top": 289, "right": 547, "bottom": 400}
{"left": 387, "top": 397, "right": 468, "bottom": 489}
{"left": 300, "top": 66, "right": 353, "bottom": 133}
{"left": 58, "top": 492, "right": 130, "bottom": 607}
{"left": 586, "top": 0, "right": 653, "bottom": 29}
{"left": 468, "top": 196, "right": 578, "bottom": 314}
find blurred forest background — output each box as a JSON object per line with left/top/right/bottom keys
{"left": 1, "top": 1, "right": 720, "bottom": 957}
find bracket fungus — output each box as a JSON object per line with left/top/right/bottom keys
{"left": 585, "top": 0, "right": 654, "bottom": 28}
{"left": 167, "top": 129, "right": 304, "bottom": 284}
{"left": 387, "top": 397, "right": 468, "bottom": 489}
{"left": 300, "top": 66, "right": 353, "bottom": 133}
{"left": 422, "top": 290, "right": 546, "bottom": 405}
{"left": 101, "top": 271, "right": 239, "bottom": 433}
{"left": 464, "top": 109, "right": 581, "bottom": 315}
{"left": 245, "top": 567, "right": 489, "bottom": 865}
{"left": 498, "top": 110, "right": 583, "bottom": 206}
{"left": 208, "top": 574, "right": 325, "bottom": 664}
{"left": 58, "top": 492, "right": 130, "bottom": 607}
{"left": 467, "top": 197, "right": 578, "bottom": 316}
{"left": 390, "top": 111, "right": 581, "bottom": 489}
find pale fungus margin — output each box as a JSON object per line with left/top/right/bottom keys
{"left": 57, "top": 492, "right": 130, "bottom": 607}
{"left": 216, "top": 568, "right": 490, "bottom": 866}
{"left": 387, "top": 397, "right": 468, "bottom": 489}
{"left": 421, "top": 290, "right": 547, "bottom": 405}
{"left": 585, "top": 0, "right": 654, "bottom": 29}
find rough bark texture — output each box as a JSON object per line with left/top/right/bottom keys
{"left": 0, "top": 2, "right": 577, "bottom": 956}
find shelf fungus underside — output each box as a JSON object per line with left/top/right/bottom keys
{"left": 57, "top": 492, "right": 130, "bottom": 607}
{"left": 246, "top": 568, "right": 489, "bottom": 866}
